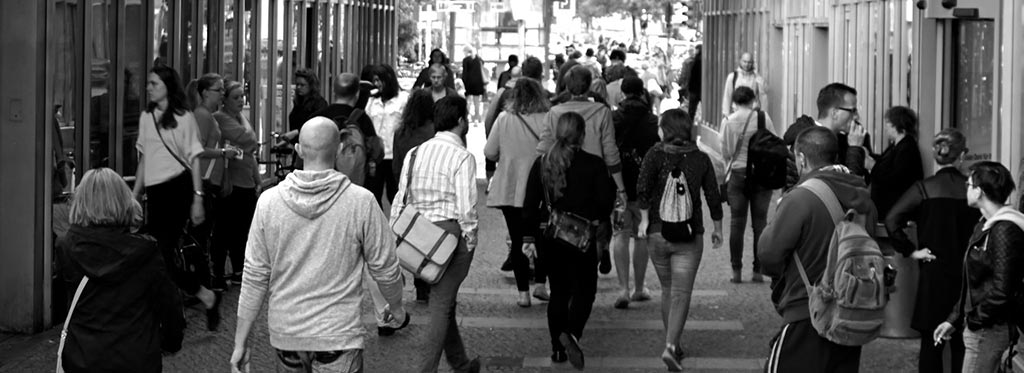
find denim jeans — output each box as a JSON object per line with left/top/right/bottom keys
{"left": 726, "top": 168, "right": 771, "bottom": 273}
{"left": 275, "top": 349, "right": 363, "bottom": 373}
{"left": 647, "top": 233, "right": 703, "bottom": 347}
{"left": 418, "top": 220, "right": 475, "bottom": 373}
{"left": 962, "top": 324, "right": 1012, "bottom": 373}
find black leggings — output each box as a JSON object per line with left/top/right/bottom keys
{"left": 212, "top": 187, "right": 257, "bottom": 278}
{"left": 542, "top": 238, "right": 598, "bottom": 352}
{"left": 367, "top": 160, "right": 398, "bottom": 207}
{"left": 145, "top": 172, "right": 208, "bottom": 295}
{"left": 501, "top": 207, "right": 545, "bottom": 291}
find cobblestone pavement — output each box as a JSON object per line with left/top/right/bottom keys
{"left": 0, "top": 123, "right": 921, "bottom": 372}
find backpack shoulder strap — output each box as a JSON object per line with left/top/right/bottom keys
{"left": 756, "top": 109, "right": 766, "bottom": 130}
{"left": 792, "top": 178, "right": 845, "bottom": 290}
{"left": 57, "top": 276, "right": 89, "bottom": 365}
{"left": 346, "top": 108, "right": 364, "bottom": 126}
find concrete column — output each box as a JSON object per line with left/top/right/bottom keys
{"left": 0, "top": 0, "right": 48, "bottom": 333}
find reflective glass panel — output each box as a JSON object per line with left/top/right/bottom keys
{"left": 952, "top": 20, "right": 995, "bottom": 165}
{"left": 89, "top": 0, "right": 115, "bottom": 169}
{"left": 122, "top": 0, "right": 147, "bottom": 175}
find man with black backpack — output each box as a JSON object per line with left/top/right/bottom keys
{"left": 311, "top": 73, "right": 383, "bottom": 187}
{"left": 757, "top": 127, "right": 880, "bottom": 373}
{"left": 720, "top": 87, "right": 784, "bottom": 284}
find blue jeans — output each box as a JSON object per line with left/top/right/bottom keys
{"left": 962, "top": 324, "right": 1012, "bottom": 373}
{"left": 418, "top": 220, "right": 475, "bottom": 373}
{"left": 727, "top": 168, "right": 771, "bottom": 272}
{"left": 275, "top": 349, "right": 363, "bottom": 373}
{"left": 648, "top": 233, "right": 703, "bottom": 346}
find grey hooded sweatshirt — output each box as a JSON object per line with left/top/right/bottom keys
{"left": 238, "top": 169, "right": 403, "bottom": 351}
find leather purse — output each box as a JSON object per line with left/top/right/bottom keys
{"left": 539, "top": 162, "right": 597, "bottom": 253}
{"left": 391, "top": 146, "right": 459, "bottom": 284}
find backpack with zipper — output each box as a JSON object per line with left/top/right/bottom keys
{"left": 797, "top": 178, "right": 888, "bottom": 346}
{"left": 746, "top": 110, "right": 788, "bottom": 190}
{"left": 659, "top": 163, "right": 696, "bottom": 243}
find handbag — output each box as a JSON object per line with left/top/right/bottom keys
{"left": 391, "top": 146, "right": 459, "bottom": 284}
{"left": 173, "top": 221, "right": 205, "bottom": 276}
{"left": 540, "top": 156, "right": 598, "bottom": 252}
{"left": 721, "top": 111, "right": 755, "bottom": 201}
{"left": 56, "top": 277, "right": 89, "bottom": 373}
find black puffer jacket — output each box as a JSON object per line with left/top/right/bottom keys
{"left": 945, "top": 208, "right": 1024, "bottom": 331}
{"left": 58, "top": 225, "right": 185, "bottom": 373}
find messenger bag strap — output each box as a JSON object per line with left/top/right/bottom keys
{"left": 152, "top": 112, "right": 191, "bottom": 171}
{"left": 724, "top": 110, "right": 755, "bottom": 174}
{"left": 515, "top": 113, "right": 540, "bottom": 141}
{"left": 402, "top": 146, "right": 421, "bottom": 205}
{"left": 792, "top": 178, "right": 845, "bottom": 291}
{"left": 57, "top": 277, "right": 89, "bottom": 367}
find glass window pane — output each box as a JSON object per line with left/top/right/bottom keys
{"left": 122, "top": 0, "right": 147, "bottom": 176}
{"left": 952, "top": 20, "right": 995, "bottom": 165}
{"left": 89, "top": 0, "right": 115, "bottom": 169}
{"left": 224, "top": 0, "right": 237, "bottom": 81}
{"left": 181, "top": 0, "right": 194, "bottom": 79}
{"left": 52, "top": 0, "right": 82, "bottom": 191}
{"left": 154, "top": 0, "right": 171, "bottom": 66}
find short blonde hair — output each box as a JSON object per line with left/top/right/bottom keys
{"left": 69, "top": 168, "right": 142, "bottom": 227}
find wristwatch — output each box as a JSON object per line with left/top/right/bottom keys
{"left": 194, "top": 190, "right": 206, "bottom": 197}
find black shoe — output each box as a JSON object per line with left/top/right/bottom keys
{"left": 415, "top": 287, "right": 429, "bottom": 304}
{"left": 500, "top": 255, "right": 514, "bottom": 272}
{"left": 551, "top": 350, "right": 568, "bottom": 363}
{"left": 209, "top": 277, "right": 227, "bottom": 292}
{"left": 377, "top": 312, "right": 411, "bottom": 336}
{"left": 559, "top": 332, "right": 584, "bottom": 370}
{"left": 599, "top": 250, "right": 612, "bottom": 275}
{"left": 206, "top": 292, "right": 222, "bottom": 332}
{"left": 457, "top": 357, "right": 481, "bottom": 373}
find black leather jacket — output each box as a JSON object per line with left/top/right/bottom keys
{"left": 946, "top": 219, "right": 1024, "bottom": 331}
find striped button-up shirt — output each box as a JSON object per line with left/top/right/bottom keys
{"left": 390, "top": 131, "right": 478, "bottom": 248}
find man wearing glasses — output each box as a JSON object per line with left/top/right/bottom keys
{"left": 814, "top": 83, "right": 873, "bottom": 177}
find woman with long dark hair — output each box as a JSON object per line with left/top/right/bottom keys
{"left": 524, "top": 112, "right": 616, "bottom": 370}
{"left": 934, "top": 161, "right": 1024, "bottom": 373}
{"left": 870, "top": 106, "right": 924, "bottom": 218}
{"left": 58, "top": 168, "right": 185, "bottom": 372}
{"left": 886, "top": 128, "right": 977, "bottom": 372}
{"left": 287, "top": 68, "right": 328, "bottom": 132}
{"left": 391, "top": 88, "right": 436, "bottom": 303}
{"left": 366, "top": 64, "right": 409, "bottom": 206}
{"left": 637, "top": 109, "right": 723, "bottom": 371}
{"left": 131, "top": 65, "right": 219, "bottom": 330}
{"left": 485, "top": 78, "right": 552, "bottom": 307}
{"left": 212, "top": 80, "right": 262, "bottom": 287}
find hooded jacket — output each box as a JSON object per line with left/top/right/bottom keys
{"left": 612, "top": 96, "right": 661, "bottom": 201}
{"left": 537, "top": 99, "right": 622, "bottom": 174}
{"left": 946, "top": 206, "right": 1024, "bottom": 331}
{"left": 238, "top": 169, "right": 404, "bottom": 351}
{"left": 57, "top": 225, "right": 184, "bottom": 373}
{"left": 757, "top": 167, "right": 878, "bottom": 323}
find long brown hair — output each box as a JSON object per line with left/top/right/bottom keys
{"left": 541, "top": 112, "right": 586, "bottom": 200}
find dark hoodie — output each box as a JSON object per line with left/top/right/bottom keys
{"left": 58, "top": 225, "right": 184, "bottom": 373}
{"left": 612, "top": 96, "right": 660, "bottom": 201}
{"left": 757, "top": 167, "right": 878, "bottom": 323}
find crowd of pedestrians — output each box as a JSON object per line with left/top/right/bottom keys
{"left": 54, "top": 40, "right": 1024, "bottom": 373}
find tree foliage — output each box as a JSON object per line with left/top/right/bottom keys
{"left": 577, "top": 0, "right": 667, "bottom": 25}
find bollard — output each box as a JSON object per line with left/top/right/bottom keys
{"left": 876, "top": 223, "right": 921, "bottom": 339}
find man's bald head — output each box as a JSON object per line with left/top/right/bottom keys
{"left": 794, "top": 126, "right": 838, "bottom": 170}
{"left": 297, "top": 117, "right": 340, "bottom": 167}
{"left": 333, "top": 73, "right": 360, "bottom": 101}
{"left": 739, "top": 53, "right": 755, "bottom": 72}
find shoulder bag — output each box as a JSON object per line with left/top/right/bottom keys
{"left": 721, "top": 110, "right": 754, "bottom": 199}
{"left": 391, "top": 145, "right": 460, "bottom": 284}
{"left": 56, "top": 277, "right": 89, "bottom": 373}
{"left": 540, "top": 155, "right": 598, "bottom": 253}
{"left": 514, "top": 113, "right": 540, "bottom": 141}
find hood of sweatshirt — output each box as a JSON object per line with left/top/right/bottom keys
{"left": 803, "top": 166, "right": 874, "bottom": 215}
{"left": 279, "top": 169, "right": 351, "bottom": 219}
{"left": 554, "top": 100, "right": 609, "bottom": 124}
{"left": 983, "top": 206, "right": 1024, "bottom": 232}
{"left": 64, "top": 225, "right": 158, "bottom": 283}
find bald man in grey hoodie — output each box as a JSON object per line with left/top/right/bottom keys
{"left": 230, "top": 117, "right": 407, "bottom": 372}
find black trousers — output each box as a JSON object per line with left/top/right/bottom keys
{"left": 765, "top": 319, "right": 862, "bottom": 373}
{"left": 211, "top": 187, "right": 257, "bottom": 278}
{"left": 367, "top": 159, "right": 398, "bottom": 207}
{"left": 543, "top": 238, "right": 598, "bottom": 352}
{"left": 918, "top": 331, "right": 964, "bottom": 373}
{"left": 145, "top": 172, "right": 208, "bottom": 294}
{"left": 500, "top": 207, "right": 545, "bottom": 291}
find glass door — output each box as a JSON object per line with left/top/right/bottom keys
{"left": 950, "top": 19, "right": 996, "bottom": 167}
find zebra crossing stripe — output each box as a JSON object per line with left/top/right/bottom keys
{"left": 521, "top": 356, "right": 763, "bottom": 370}
{"left": 364, "top": 316, "right": 743, "bottom": 331}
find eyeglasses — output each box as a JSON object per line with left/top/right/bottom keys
{"left": 965, "top": 180, "right": 976, "bottom": 188}
{"left": 836, "top": 106, "right": 858, "bottom": 114}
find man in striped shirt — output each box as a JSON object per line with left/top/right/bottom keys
{"left": 390, "top": 96, "right": 481, "bottom": 373}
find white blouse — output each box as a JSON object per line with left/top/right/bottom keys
{"left": 365, "top": 90, "right": 409, "bottom": 160}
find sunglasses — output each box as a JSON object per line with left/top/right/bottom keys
{"left": 836, "top": 106, "right": 858, "bottom": 114}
